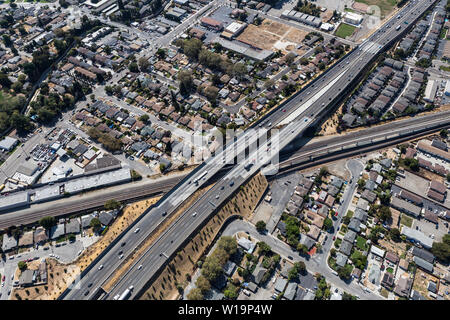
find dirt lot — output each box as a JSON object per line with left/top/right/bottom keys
{"left": 385, "top": 208, "right": 401, "bottom": 230}
{"left": 139, "top": 174, "right": 268, "bottom": 300}
{"left": 237, "top": 19, "right": 307, "bottom": 53}
{"left": 12, "top": 259, "right": 81, "bottom": 300}
{"left": 412, "top": 269, "right": 440, "bottom": 300}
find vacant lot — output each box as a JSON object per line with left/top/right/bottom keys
{"left": 335, "top": 23, "right": 357, "bottom": 39}
{"left": 12, "top": 259, "right": 81, "bottom": 300}
{"left": 259, "top": 19, "right": 290, "bottom": 37}
{"left": 237, "top": 24, "right": 280, "bottom": 51}
{"left": 237, "top": 19, "right": 307, "bottom": 53}
{"left": 400, "top": 213, "right": 413, "bottom": 228}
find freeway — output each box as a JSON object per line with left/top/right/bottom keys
{"left": 1, "top": 111, "right": 448, "bottom": 231}
{"left": 61, "top": 0, "right": 438, "bottom": 300}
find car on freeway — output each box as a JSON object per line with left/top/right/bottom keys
{"left": 229, "top": 181, "right": 234, "bottom": 187}
{"left": 119, "top": 254, "right": 124, "bottom": 259}
{"left": 192, "top": 212, "right": 197, "bottom": 217}
{"left": 98, "top": 265, "right": 104, "bottom": 270}
{"left": 162, "top": 211, "right": 167, "bottom": 216}
{"left": 134, "top": 228, "right": 140, "bottom": 233}
{"left": 138, "top": 265, "right": 143, "bottom": 270}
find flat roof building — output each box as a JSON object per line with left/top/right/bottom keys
{"left": 0, "top": 136, "right": 18, "bottom": 151}
{"left": 0, "top": 192, "right": 30, "bottom": 212}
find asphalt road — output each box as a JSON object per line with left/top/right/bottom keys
{"left": 222, "top": 219, "right": 381, "bottom": 300}
{"left": 61, "top": 0, "right": 438, "bottom": 300}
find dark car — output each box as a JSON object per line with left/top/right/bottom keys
{"left": 121, "top": 242, "right": 126, "bottom": 247}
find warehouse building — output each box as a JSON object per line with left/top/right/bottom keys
{"left": 0, "top": 191, "right": 30, "bottom": 212}
{"left": 423, "top": 79, "right": 438, "bottom": 103}
{"left": 344, "top": 12, "right": 363, "bottom": 25}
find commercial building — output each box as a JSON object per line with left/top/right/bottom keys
{"left": 400, "top": 226, "right": 434, "bottom": 249}
{"left": 222, "top": 22, "right": 247, "bottom": 39}
{"left": 0, "top": 136, "right": 18, "bottom": 151}
{"left": 423, "top": 79, "right": 438, "bottom": 103}
{"left": 201, "top": 17, "right": 224, "bottom": 31}
{"left": 281, "top": 10, "right": 322, "bottom": 28}
{"left": 344, "top": 12, "right": 363, "bottom": 25}
{"left": 390, "top": 196, "right": 422, "bottom": 218}
{"left": 0, "top": 191, "right": 30, "bottom": 212}
{"left": 445, "top": 80, "right": 450, "bottom": 96}
{"left": 214, "top": 38, "right": 273, "bottom": 61}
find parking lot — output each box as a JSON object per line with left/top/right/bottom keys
{"left": 412, "top": 216, "right": 448, "bottom": 243}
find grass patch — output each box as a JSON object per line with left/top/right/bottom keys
{"left": 335, "top": 23, "right": 357, "bottom": 39}
{"left": 439, "top": 65, "right": 450, "bottom": 72}
{"left": 440, "top": 28, "right": 447, "bottom": 40}
{"left": 400, "top": 214, "right": 413, "bottom": 228}
{"left": 356, "top": 236, "right": 367, "bottom": 251}
{"left": 386, "top": 267, "right": 394, "bottom": 274}
{"left": 334, "top": 238, "right": 342, "bottom": 248}
{"left": 328, "top": 256, "right": 338, "bottom": 271}
{"left": 346, "top": 210, "right": 354, "bottom": 218}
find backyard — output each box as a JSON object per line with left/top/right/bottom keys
{"left": 356, "top": 236, "right": 368, "bottom": 251}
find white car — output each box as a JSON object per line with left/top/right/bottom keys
{"left": 134, "top": 228, "right": 140, "bottom": 234}
{"left": 137, "top": 265, "right": 143, "bottom": 270}
{"left": 98, "top": 265, "right": 104, "bottom": 270}
{"left": 192, "top": 212, "right": 197, "bottom": 217}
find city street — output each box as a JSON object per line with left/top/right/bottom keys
{"left": 222, "top": 219, "right": 380, "bottom": 300}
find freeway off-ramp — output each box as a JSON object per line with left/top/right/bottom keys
{"left": 61, "top": 0, "right": 439, "bottom": 300}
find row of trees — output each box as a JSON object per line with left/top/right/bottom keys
{"left": 87, "top": 127, "right": 123, "bottom": 152}
{"left": 187, "top": 236, "right": 237, "bottom": 300}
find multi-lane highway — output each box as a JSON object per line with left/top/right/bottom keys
{"left": 61, "top": 0, "right": 439, "bottom": 300}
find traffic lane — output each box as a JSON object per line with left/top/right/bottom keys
{"left": 109, "top": 175, "right": 242, "bottom": 299}
{"left": 72, "top": 0, "right": 434, "bottom": 298}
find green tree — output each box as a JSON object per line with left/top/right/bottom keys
{"left": 178, "top": 70, "right": 194, "bottom": 95}
{"left": 138, "top": 114, "right": 149, "bottom": 123}
{"left": 257, "top": 241, "right": 271, "bottom": 255}
{"left": 323, "top": 218, "right": 333, "bottom": 231}
{"left": 195, "top": 276, "right": 211, "bottom": 293}
{"left": 156, "top": 48, "right": 166, "bottom": 59}
{"left": 201, "top": 256, "right": 223, "bottom": 282}
{"left": 378, "top": 206, "right": 392, "bottom": 222}
{"left": 223, "top": 283, "right": 239, "bottom": 299}
{"left": 104, "top": 199, "right": 121, "bottom": 210}
{"left": 18, "top": 261, "right": 27, "bottom": 272}
{"left": 217, "top": 236, "right": 237, "bottom": 255}
{"left": 440, "top": 129, "right": 448, "bottom": 138}
{"left": 255, "top": 220, "right": 266, "bottom": 233}
{"left": 90, "top": 218, "right": 102, "bottom": 233}
{"left": 39, "top": 216, "right": 56, "bottom": 230}
{"left": 389, "top": 228, "right": 401, "bottom": 242}
{"left": 337, "top": 264, "right": 352, "bottom": 280}
{"left": 187, "top": 287, "right": 203, "bottom": 300}
{"left": 138, "top": 57, "right": 150, "bottom": 71}
{"left": 128, "top": 62, "right": 139, "bottom": 73}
